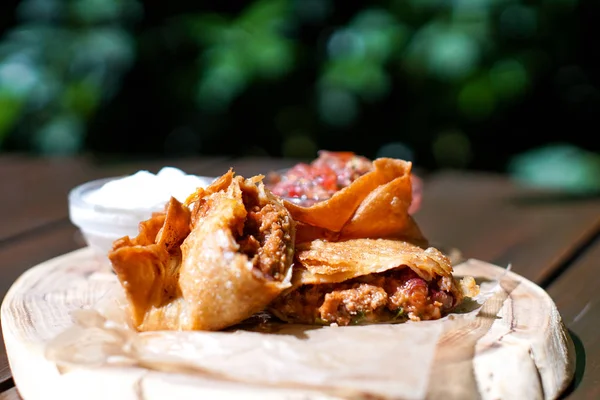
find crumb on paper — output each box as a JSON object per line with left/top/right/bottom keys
{"left": 460, "top": 276, "right": 480, "bottom": 298}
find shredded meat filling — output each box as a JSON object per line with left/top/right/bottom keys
{"left": 271, "top": 269, "right": 460, "bottom": 326}
{"left": 319, "top": 284, "right": 388, "bottom": 326}
{"left": 236, "top": 185, "right": 293, "bottom": 282}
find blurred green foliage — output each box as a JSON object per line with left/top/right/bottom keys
{"left": 189, "top": 0, "right": 295, "bottom": 112}
{"left": 0, "top": 0, "right": 141, "bottom": 153}
{"left": 0, "top": 0, "right": 598, "bottom": 191}
{"left": 509, "top": 144, "right": 600, "bottom": 194}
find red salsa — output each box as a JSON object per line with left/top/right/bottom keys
{"left": 267, "top": 151, "right": 373, "bottom": 206}
{"left": 268, "top": 150, "right": 423, "bottom": 214}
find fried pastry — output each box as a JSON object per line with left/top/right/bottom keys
{"left": 269, "top": 239, "right": 478, "bottom": 326}
{"left": 109, "top": 171, "right": 296, "bottom": 331}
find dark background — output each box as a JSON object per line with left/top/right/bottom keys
{"left": 0, "top": 0, "right": 598, "bottom": 190}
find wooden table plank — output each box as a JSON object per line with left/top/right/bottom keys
{"left": 0, "top": 332, "right": 9, "bottom": 387}
{"left": 0, "top": 223, "right": 83, "bottom": 390}
{"left": 415, "top": 171, "right": 600, "bottom": 284}
{"left": 0, "top": 157, "right": 97, "bottom": 242}
{"left": 96, "top": 156, "right": 230, "bottom": 178}
{"left": 0, "top": 223, "right": 83, "bottom": 304}
{"left": 0, "top": 156, "right": 229, "bottom": 243}
{"left": 0, "top": 388, "right": 21, "bottom": 400}
{"left": 224, "top": 156, "right": 305, "bottom": 177}
{"left": 547, "top": 238, "right": 600, "bottom": 400}
{"left": 0, "top": 154, "right": 293, "bottom": 246}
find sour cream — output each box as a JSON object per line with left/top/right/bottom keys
{"left": 69, "top": 167, "right": 214, "bottom": 261}
{"left": 83, "top": 167, "right": 214, "bottom": 210}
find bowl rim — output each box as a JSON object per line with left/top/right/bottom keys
{"left": 68, "top": 175, "right": 138, "bottom": 214}
{"left": 68, "top": 173, "right": 219, "bottom": 214}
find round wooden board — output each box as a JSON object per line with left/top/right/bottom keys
{"left": 2, "top": 248, "right": 575, "bottom": 400}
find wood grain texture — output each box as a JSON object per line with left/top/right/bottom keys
{"left": 0, "top": 157, "right": 98, "bottom": 242}
{"left": 415, "top": 171, "right": 600, "bottom": 284}
{"left": 0, "top": 388, "right": 21, "bottom": 400}
{"left": 1, "top": 248, "right": 574, "bottom": 400}
{"left": 224, "top": 157, "right": 306, "bottom": 177}
{"left": 547, "top": 238, "right": 600, "bottom": 400}
{"left": 0, "top": 224, "right": 83, "bottom": 304}
{"left": 95, "top": 156, "right": 231, "bottom": 178}
{"left": 0, "top": 155, "right": 229, "bottom": 242}
{"left": 0, "top": 223, "right": 83, "bottom": 384}
{"left": 0, "top": 332, "right": 9, "bottom": 386}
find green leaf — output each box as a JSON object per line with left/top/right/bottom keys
{"left": 62, "top": 80, "right": 100, "bottom": 117}
{"left": 245, "top": 34, "right": 294, "bottom": 78}
{"left": 508, "top": 144, "right": 600, "bottom": 194}
{"left": 458, "top": 75, "right": 495, "bottom": 120}
{"left": 0, "top": 91, "right": 24, "bottom": 144}
{"left": 321, "top": 58, "right": 389, "bottom": 99}
{"left": 393, "top": 307, "right": 405, "bottom": 320}
{"left": 351, "top": 311, "right": 367, "bottom": 325}
{"left": 427, "top": 31, "right": 480, "bottom": 82}
{"left": 32, "top": 114, "right": 84, "bottom": 155}
{"left": 317, "top": 87, "right": 359, "bottom": 128}
{"left": 237, "top": 0, "right": 289, "bottom": 32}
{"left": 186, "top": 14, "right": 229, "bottom": 45}
{"left": 489, "top": 58, "right": 529, "bottom": 101}
{"left": 196, "top": 61, "right": 247, "bottom": 112}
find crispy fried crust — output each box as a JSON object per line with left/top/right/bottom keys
{"left": 109, "top": 170, "right": 296, "bottom": 331}
{"left": 293, "top": 238, "right": 454, "bottom": 286}
{"left": 282, "top": 158, "right": 426, "bottom": 243}
{"left": 109, "top": 198, "right": 191, "bottom": 330}
{"left": 179, "top": 172, "right": 295, "bottom": 331}
{"left": 269, "top": 238, "right": 476, "bottom": 326}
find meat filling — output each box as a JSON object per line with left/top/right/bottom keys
{"left": 271, "top": 269, "right": 460, "bottom": 326}
{"left": 236, "top": 185, "right": 294, "bottom": 282}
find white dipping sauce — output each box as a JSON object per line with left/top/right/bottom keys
{"left": 84, "top": 167, "right": 213, "bottom": 210}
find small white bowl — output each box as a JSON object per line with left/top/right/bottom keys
{"left": 68, "top": 177, "right": 160, "bottom": 261}
{"left": 68, "top": 175, "right": 214, "bottom": 263}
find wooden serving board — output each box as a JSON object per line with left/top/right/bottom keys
{"left": 1, "top": 248, "right": 575, "bottom": 400}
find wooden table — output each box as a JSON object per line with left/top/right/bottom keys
{"left": 0, "top": 154, "right": 598, "bottom": 400}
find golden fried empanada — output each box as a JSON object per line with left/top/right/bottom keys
{"left": 109, "top": 171, "right": 296, "bottom": 331}
{"left": 269, "top": 238, "right": 477, "bottom": 326}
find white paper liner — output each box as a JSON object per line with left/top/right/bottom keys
{"left": 44, "top": 267, "right": 508, "bottom": 399}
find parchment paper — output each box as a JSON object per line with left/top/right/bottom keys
{"left": 45, "top": 268, "right": 505, "bottom": 399}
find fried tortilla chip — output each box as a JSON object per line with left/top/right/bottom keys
{"left": 109, "top": 171, "right": 296, "bottom": 331}
{"left": 338, "top": 174, "right": 422, "bottom": 240}
{"left": 294, "top": 238, "right": 453, "bottom": 284}
{"left": 282, "top": 158, "right": 426, "bottom": 243}
{"left": 296, "top": 239, "right": 452, "bottom": 284}
{"left": 110, "top": 197, "right": 191, "bottom": 330}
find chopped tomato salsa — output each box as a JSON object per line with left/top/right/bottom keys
{"left": 267, "top": 151, "right": 372, "bottom": 206}
{"left": 267, "top": 150, "right": 423, "bottom": 214}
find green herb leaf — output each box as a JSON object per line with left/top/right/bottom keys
{"left": 351, "top": 311, "right": 366, "bottom": 325}
{"left": 393, "top": 307, "right": 405, "bottom": 319}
